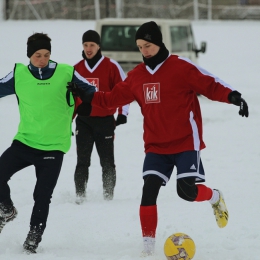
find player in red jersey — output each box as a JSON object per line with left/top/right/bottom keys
{"left": 67, "top": 22, "right": 248, "bottom": 255}
{"left": 73, "top": 30, "right": 129, "bottom": 202}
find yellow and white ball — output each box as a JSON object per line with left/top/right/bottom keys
{"left": 164, "top": 233, "right": 196, "bottom": 260}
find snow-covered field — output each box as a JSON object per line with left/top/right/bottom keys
{"left": 0, "top": 19, "right": 259, "bottom": 260}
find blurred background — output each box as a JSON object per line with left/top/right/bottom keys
{"left": 1, "top": 0, "right": 260, "bottom": 21}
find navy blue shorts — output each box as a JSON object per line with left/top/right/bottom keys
{"left": 142, "top": 151, "right": 205, "bottom": 185}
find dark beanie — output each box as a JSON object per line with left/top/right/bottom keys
{"left": 135, "top": 21, "right": 163, "bottom": 47}
{"left": 82, "top": 30, "right": 101, "bottom": 44}
{"left": 27, "top": 39, "right": 51, "bottom": 58}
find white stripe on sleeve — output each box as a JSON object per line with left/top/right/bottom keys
{"left": 0, "top": 71, "right": 13, "bottom": 83}
{"left": 110, "top": 59, "right": 126, "bottom": 80}
{"left": 179, "top": 56, "right": 234, "bottom": 90}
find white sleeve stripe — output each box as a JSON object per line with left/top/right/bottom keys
{"left": 189, "top": 111, "right": 200, "bottom": 151}
{"left": 178, "top": 56, "right": 234, "bottom": 90}
{"left": 0, "top": 71, "right": 14, "bottom": 83}
{"left": 121, "top": 104, "right": 130, "bottom": 116}
{"left": 74, "top": 70, "right": 91, "bottom": 84}
{"left": 110, "top": 59, "right": 126, "bottom": 80}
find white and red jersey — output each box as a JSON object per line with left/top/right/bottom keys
{"left": 92, "top": 55, "right": 234, "bottom": 154}
{"left": 74, "top": 56, "right": 129, "bottom": 117}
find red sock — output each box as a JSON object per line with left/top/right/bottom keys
{"left": 139, "top": 205, "right": 157, "bottom": 238}
{"left": 194, "top": 184, "right": 213, "bottom": 202}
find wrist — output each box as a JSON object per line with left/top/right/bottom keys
{"left": 228, "top": 90, "right": 241, "bottom": 106}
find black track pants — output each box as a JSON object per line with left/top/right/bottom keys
{"left": 0, "top": 140, "right": 64, "bottom": 231}
{"left": 74, "top": 116, "right": 116, "bottom": 195}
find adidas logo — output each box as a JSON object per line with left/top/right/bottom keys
{"left": 190, "top": 164, "right": 196, "bottom": 170}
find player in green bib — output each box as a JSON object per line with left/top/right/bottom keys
{"left": 0, "top": 32, "right": 95, "bottom": 253}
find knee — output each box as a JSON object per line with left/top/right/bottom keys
{"left": 76, "top": 158, "right": 90, "bottom": 168}
{"left": 101, "top": 162, "right": 115, "bottom": 170}
{"left": 176, "top": 178, "right": 197, "bottom": 202}
{"left": 141, "top": 175, "right": 163, "bottom": 206}
{"left": 100, "top": 157, "right": 115, "bottom": 169}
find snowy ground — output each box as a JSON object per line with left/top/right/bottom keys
{"left": 0, "top": 19, "right": 259, "bottom": 260}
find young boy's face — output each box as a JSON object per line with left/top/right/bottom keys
{"left": 30, "top": 49, "right": 50, "bottom": 68}
{"left": 136, "top": 39, "right": 160, "bottom": 59}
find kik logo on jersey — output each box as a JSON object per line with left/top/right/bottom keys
{"left": 86, "top": 78, "right": 99, "bottom": 91}
{"left": 143, "top": 83, "right": 160, "bottom": 104}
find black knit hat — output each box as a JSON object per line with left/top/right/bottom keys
{"left": 82, "top": 30, "right": 101, "bottom": 44}
{"left": 135, "top": 21, "right": 163, "bottom": 47}
{"left": 27, "top": 38, "right": 51, "bottom": 58}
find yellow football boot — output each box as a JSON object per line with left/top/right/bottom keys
{"left": 212, "top": 190, "right": 229, "bottom": 228}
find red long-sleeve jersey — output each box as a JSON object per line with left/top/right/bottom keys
{"left": 74, "top": 56, "right": 129, "bottom": 117}
{"left": 92, "top": 55, "right": 233, "bottom": 154}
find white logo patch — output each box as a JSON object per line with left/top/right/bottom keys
{"left": 143, "top": 83, "right": 160, "bottom": 104}
{"left": 86, "top": 78, "right": 99, "bottom": 91}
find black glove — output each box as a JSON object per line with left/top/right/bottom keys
{"left": 228, "top": 90, "right": 249, "bottom": 118}
{"left": 66, "top": 82, "right": 94, "bottom": 103}
{"left": 116, "top": 114, "right": 127, "bottom": 126}
{"left": 77, "top": 102, "right": 92, "bottom": 117}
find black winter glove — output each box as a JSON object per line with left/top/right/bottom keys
{"left": 228, "top": 91, "right": 249, "bottom": 118}
{"left": 66, "top": 82, "right": 94, "bottom": 103}
{"left": 77, "top": 102, "right": 92, "bottom": 117}
{"left": 116, "top": 114, "right": 127, "bottom": 126}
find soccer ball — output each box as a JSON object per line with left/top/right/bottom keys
{"left": 164, "top": 233, "right": 196, "bottom": 260}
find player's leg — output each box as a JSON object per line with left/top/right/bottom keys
{"left": 175, "top": 150, "right": 228, "bottom": 228}
{"left": 23, "top": 150, "right": 64, "bottom": 253}
{"left": 0, "top": 141, "right": 31, "bottom": 233}
{"left": 94, "top": 116, "right": 116, "bottom": 200}
{"left": 140, "top": 174, "right": 163, "bottom": 255}
{"left": 74, "top": 116, "right": 94, "bottom": 202}
{"left": 140, "top": 152, "right": 173, "bottom": 255}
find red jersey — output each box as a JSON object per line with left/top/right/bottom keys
{"left": 92, "top": 55, "right": 233, "bottom": 154}
{"left": 74, "top": 56, "right": 129, "bottom": 117}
